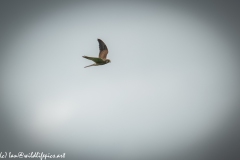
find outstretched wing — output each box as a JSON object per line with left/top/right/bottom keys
{"left": 98, "top": 39, "right": 108, "bottom": 60}
{"left": 82, "top": 56, "right": 105, "bottom": 63}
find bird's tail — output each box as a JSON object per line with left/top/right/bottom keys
{"left": 84, "top": 64, "right": 97, "bottom": 68}
{"left": 82, "top": 56, "right": 89, "bottom": 59}
{"left": 83, "top": 56, "right": 94, "bottom": 60}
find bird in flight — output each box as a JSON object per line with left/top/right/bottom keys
{"left": 83, "top": 39, "right": 111, "bottom": 68}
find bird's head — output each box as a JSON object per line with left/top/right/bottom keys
{"left": 105, "top": 59, "right": 111, "bottom": 63}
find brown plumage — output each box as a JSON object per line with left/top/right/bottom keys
{"left": 82, "top": 39, "right": 111, "bottom": 68}
{"left": 98, "top": 39, "right": 108, "bottom": 60}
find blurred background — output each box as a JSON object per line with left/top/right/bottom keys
{"left": 0, "top": 1, "right": 240, "bottom": 160}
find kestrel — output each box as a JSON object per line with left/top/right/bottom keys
{"left": 83, "top": 39, "right": 111, "bottom": 68}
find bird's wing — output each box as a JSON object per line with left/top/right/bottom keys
{"left": 82, "top": 56, "right": 104, "bottom": 63}
{"left": 98, "top": 39, "right": 108, "bottom": 60}
{"left": 84, "top": 64, "right": 97, "bottom": 68}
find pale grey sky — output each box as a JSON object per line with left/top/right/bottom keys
{"left": 1, "top": 1, "right": 240, "bottom": 160}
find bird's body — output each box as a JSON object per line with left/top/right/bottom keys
{"left": 83, "top": 39, "right": 111, "bottom": 68}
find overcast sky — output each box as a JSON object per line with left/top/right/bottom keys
{"left": 1, "top": 1, "right": 240, "bottom": 160}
